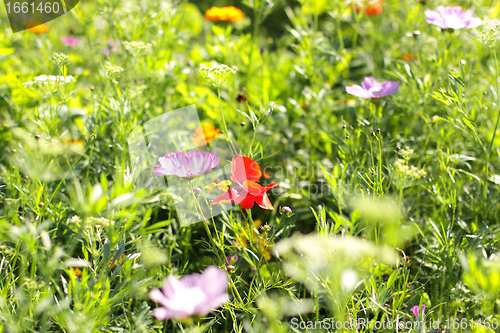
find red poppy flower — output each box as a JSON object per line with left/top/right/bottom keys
{"left": 365, "top": 0, "right": 383, "bottom": 16}
{"left": 211, "top": 155, "right": 278, "bottom": 210}
{"left": 352, "top": 0, "right": 383, "bottom": 16}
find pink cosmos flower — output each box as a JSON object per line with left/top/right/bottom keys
{"left": 425, "top": 6, "right": 481, "bottom": 30}
{"left": 149, "top": 266, "right": 230, "bottom": 320}
{"left": 411, "top": 304, "right": 426, "bottom": 319}
{"left": 346, "top": 77, "right": 400, "bottom": 99}
{"left": 61, "top": 36, "right": 79, "bottom": 47}
{"left": 153, "top": 150, "right": 220, "bottom": 179}
{"left": 226, "top": 254, "right": 238, "bottom": 265}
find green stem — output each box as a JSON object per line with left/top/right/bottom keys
{"left": 335, "top": 3, "right": 344, "bottom": 49}
{"left": 217, "top": 87, "right": 237, "bottom": 155}
{"left": 246, "top": 7, "right": 259, "bottom": 83}
{"left": 377, "top": 136, "right": 383, "bottom": 196}
{"left": 85, "top": 80, "right": 110, "bottom": 183}
{"left": 484, "top": 49, "right": 500, "bottom": 202}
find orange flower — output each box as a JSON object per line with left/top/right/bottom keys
{"left": 402, "top": 54, "right": 415, "bottom": 61}
{"left": 72, "top": 267, "right": 83, "bottom": 277}
{"left": 192, "top": 124, "right": 220, "bottom": 146}
{"left": 365, "top": 0, "right": 383, "bottom": 15}
{"left": 109, "top": 253, "right": 125, "bottom": 269}
{"left": 205, "top": 6, "right": 244, "bottom": 22}
{"left": 352, "top": 0, "right": 383, "bottom": 16}
{"left": 26, "top": 20, "right": 48, "bottom": 34}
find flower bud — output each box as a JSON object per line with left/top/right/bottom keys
{"left": 193, "top": 187, "right": 202, "bottom": 195}
{"left": 280, "top": 206, "right": 293, "bottom": 217}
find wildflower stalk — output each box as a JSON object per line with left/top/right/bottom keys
{"left": 217, "top": 87, "right": 237, "bottom": 155}
{"left": 247, "top": 223, "right": 278, "bottom": 301}
{"left": 188, "top": 182, "right": 222, "bottom": 259}
{"left": 85, "top": 79, "right": 110, "bottom": 183}
{"left": 334, "top": 2, "right": 345, "bottom": 49}
{"left": 377, "top": 136, "right": 383, "bottom": 195}
{"left": 484, "top": 49, "right": 500, "bottom": 202}
{"left": 246, "top": 7, "right": 260, "bottom": 83}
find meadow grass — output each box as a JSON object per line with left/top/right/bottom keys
{"left": 0, "top": 0, "right": 500, "bottom": 332}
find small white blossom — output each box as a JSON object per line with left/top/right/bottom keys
{"left": 198, "top": 63, "right": 238, "bottom": 88}
{"left": 24, "top": 75, "right": 74, "bottom": 87}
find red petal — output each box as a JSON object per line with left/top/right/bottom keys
{"left": 231, "top": 155, "right": 262, "bottom": 183}
{"left": 254, "top": 193, "right": 274, "bottom": 210}
{"left": 211, "top": 186, "right": 257, "bottom": 209}
{"left": 211, "top": 188, "right": 239, "bottom": 205}
{"left": 242, "top": 180, "right": 278, "bottom": 196}
{"left": 238, "top": 194, "right": 256, "bottom": 209}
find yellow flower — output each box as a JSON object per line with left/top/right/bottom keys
{"left": 26, "top": 20, "right": 48, "bottom": 34}
{"left": 192, "top": 124, "right": 221, "bottom": 146}
{"left": 62, "top": 137, "right": 85, "bottom": 148}
{"left": 205, "top": 6, "right": 244, "bottom": 22}
{"left": 205, "top": 178, "right": 232, "bottom": 194}
{"left": 338, "top": 98, "right": 356, "bottom": 106}
{"left": 233, "top": 220, "right": 273, "bottom": 260}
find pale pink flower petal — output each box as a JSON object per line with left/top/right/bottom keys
{"left": 361, "top": 77, "right": 377, "bottom": 90}
{"left": 149, "top": 266, "right": 230, "bottom": 320}
{"left": 61, "top": 36, "right": 79, "bottom": 47}
{"left": 411, "top": 305, "right": 420, "bottom": 318}
{"left": 346, "top": 77, "right": 400, "bottom": 99}
{"left": 346, "top": 85, "right": 372, "bottom": 98}
{"left": 425, "top": 6, "right": 481, "bottom": 30}
{"left": 153, "top": 151, "right": 220, "bottom": 178}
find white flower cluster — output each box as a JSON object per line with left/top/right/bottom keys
{"left": 105, "top": 62, "right": 124, "bottom": 79}
{"left": 476, "top": 26, "right": 499, "bottom": 48}
{"left": 394, "top": 159, "right": 427, "bottom": 180}
{"left": 23, "top": 75, "right": 74, "bottom": 87}
{"left": 123, "top": 41, "right": 153, "bottom": 58}
{"left": 123, "top": 41, "right": 152, "bottom": 51}
{"left": 70, "top": 215, "right": 114, "bottom": 228}
{"left": 393, "top": 159, "right": 427, "bottom": 190}
{"left": 198, "top": 63, "right": 238, "bottom": 88}
{"left": 398, "top": 147, "right": 414, "bottom": 161}
{"left": 199, "top": 63, "right": 238, "bottom": 74}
